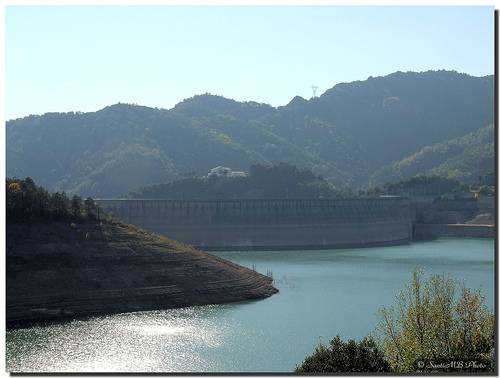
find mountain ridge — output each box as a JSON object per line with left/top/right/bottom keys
{"left": 7, "top": 70, "right": 492, "bottom": 122}
{"left": 7, "top": 70, "right": 494, "bottom": 197}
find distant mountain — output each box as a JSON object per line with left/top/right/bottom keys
{"left": 369, "top": 124, "right": 494, "bottom": 186}
{"left": 6, "top": 70, "right": 494, "bottom": 197}
{"left": 279, "top": 70, "right": 493, "bottom": 168}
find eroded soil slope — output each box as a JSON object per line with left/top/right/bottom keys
{"left": 7, "top": 221, "right": 277, "bottom": 328}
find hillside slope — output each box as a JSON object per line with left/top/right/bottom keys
{"left": 309, "top": 70, "right": 493, "bottom": 167}
{"left": 369, "top": 124, "right": 494, "bottom": 186}
{"left": 7, "top": 221, "right": 277, "bottom": 328}
{"left": 6, "top": 70, "right": 493, "bottom": 196}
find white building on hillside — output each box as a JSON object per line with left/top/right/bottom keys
{"left": 207, "top": 166, "right": 248, "bottom": 178}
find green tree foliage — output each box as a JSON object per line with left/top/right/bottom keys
{"left": 295, "top": 336, "right": 391, "bottom": 373}
{"left": 84, "top": 197, "right": 98, "bottom": 220}
{"left": 370, "top": 124, "right": 494, "bottom": 186}
{"left": 129, "top": 163, "right": 342, "bottom": 199}
{"left": 296, "top": 270, "right": 494, "bottom": 373}
{"left": 7, "top": 177, "right": 100, "bottom": 222}
{"left": 7, "top": 71, "right": 493, "bottom": 197}
{"left": 70, "top": 195, "right": 82, "bottom": 218}
{"left": 377, "top": 269, "right": 494, "bottom": 372}
{"left": 478, "top": 185, "right": 494, "bottom": 195}
{"left": 366, "top": 175, "right": 468, "bottom": 197}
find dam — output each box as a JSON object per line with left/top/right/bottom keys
{"left": 95, "top": 197, "right": 413, "bottom": 250}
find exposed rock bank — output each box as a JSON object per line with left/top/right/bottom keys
{"left": 7, "top": 221, "right": 277, "bottom": 328}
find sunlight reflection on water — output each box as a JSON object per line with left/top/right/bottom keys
{"left": 7, "top": 238, "right": 494, "bottom": 373}
{"left": 7, "top": 306, "right": 232, "bottom": 372}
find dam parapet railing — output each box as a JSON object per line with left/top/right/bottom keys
{"left": 95, "top": 197, "right": 414, "bottom": 250}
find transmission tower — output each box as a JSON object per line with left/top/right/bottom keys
{"left": 311, "top": 85, "right": 318, "bottom": 98}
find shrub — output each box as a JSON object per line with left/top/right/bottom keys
{"left": 295, "top": 335, "right": 391, "bottom": 373}
{"left": 377, "top": 269, "right": 494, "bottom": 372}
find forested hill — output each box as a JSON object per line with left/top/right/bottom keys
{"left": 129, "top": 163, "right": 342, "bottom": 199}
{"left": 369, "top": 124, "right": 495, "bottom": 186}
{"left": 6, "top": 70, "right": 494, "bottom": 197}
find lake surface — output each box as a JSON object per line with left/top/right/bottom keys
{"left": 6, "top": 238, "right": 494, "bottom": 373}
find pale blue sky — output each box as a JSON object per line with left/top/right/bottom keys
{"left": 6, "top": 6, "right": 494, "bottom": 120}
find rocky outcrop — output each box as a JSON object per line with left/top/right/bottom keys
{"left": 7, "top": 221, "right": 277, "bottom": 328}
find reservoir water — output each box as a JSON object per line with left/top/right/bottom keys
{"left": 6, "top": 238, "right": 494, "bottom": 373}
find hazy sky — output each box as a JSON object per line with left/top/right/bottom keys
{"left": 6, "top": 6, "right": 494, "bottom": 120}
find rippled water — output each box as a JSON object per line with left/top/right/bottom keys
{"left": 6, "top": 238, "right": 494, "bottom": 373}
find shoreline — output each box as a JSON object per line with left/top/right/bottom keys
{"left": 7, "top": 220, "right": 493, "bottom": 329}
{"left": 201, "top": 237, "right": 411, "bottom": 251}
{"left": 7, "top": 221, "right": 278, "bottom": 330}
{"left": 7, "top": 294, "right": 275, "bottom": 330}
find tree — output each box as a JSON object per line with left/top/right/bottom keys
{"left": 296, "top": 335, "right": 391, "bottom": 373}
{"left": 377, "top": 269, "right": 494, "bottom": 372}
{"left": 7, "top": 177, "right": 99, "bottom": 222}
{"left": 50, "top": 192, "right": 69, "bottom": 220}
{"left": 454, "top": 287, "right": 495, "bottom": 363}
{"left": 84, "top": 197, "right": 97, "bottom": 220}
{"left": 7, "top": 181, "right": 23, "bottom": 216}
{"left": 70, "top": 195, "right": 82, "bottom": 218}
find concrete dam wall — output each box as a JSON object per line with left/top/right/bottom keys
{"left": 413, "top": 223, "right": 495, "bottom": 239}
{"left": 96, "top": 198, "right": 413, "bottom": 250}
